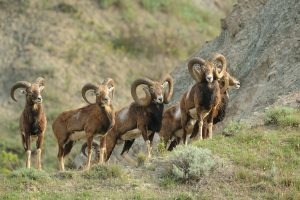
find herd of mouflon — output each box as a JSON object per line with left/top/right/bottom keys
{"left": 10, "top": 53, "right": 240, "bottom": 171}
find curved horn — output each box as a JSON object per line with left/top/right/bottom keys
{"left": 81, "top": 83, "right": 98, "bottom": 104}
{"left": 214, "top": 53, "right": 227, "bottom": 79}
{"left": 188, "top": 57, "right": 205, "bottom": 82}
{"left": 220, "top": 72, "right": 230, "bottom": 94}
{"left": 131, "top": 78, "right": 154, "bottom": 106}
{"left": 35, "top": 77, "right": 45, "bottom": 86}
{"left": 162, "top": 75, "right": 174, "bottom": 104}
{"left": 10, "top": 81, "right": 31, "bottom": 102}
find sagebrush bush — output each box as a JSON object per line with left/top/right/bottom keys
{"left": 137, "top": 152, "right": 147, "bottom": 167}
{"left": 53, "top": 171, "right": 74, "bottom": 180}
{"left": 168, "top": 145, "right": 215, "bottom": 181}
{"left": 0, "top": 149, "right": 20, "bottom": 174}
{"left": 223, "top": 121, "right": 246, "bottom": 136}
{"left": 157, "top": 140, "right": 166, "bottom": 154}
{"left": 98, "top": 0, "right": 120, "bottom": 9}
{"left": 83, "top": 164, "right": 122, "bottom": 179}
{"left": 160, "top": 171, "right": 177, "bottom": 188}
{"left": 264, "top": 107, "right": 300, "bottom": 127}
{"left": 10, "top": 168, "right": 49, "bottom": 181}
{"left": 174, "top": 192, "right": 194, "bottom": 200}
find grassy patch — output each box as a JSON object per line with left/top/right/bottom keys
{"left": 9, "top": 168, "right": 50, "bottom": 181}
{"left": 193, "top": 124, "right": 300, "bottom": 198}
{"left": 52, "top": 171, "right": 74, "bottom": 180}
{"left": 98, "top": 0, "right": 121, "bottom": 9}
{"left": 265, "top": 107, "right": 300, "bottom": 127}
{"left": 173, "top": 192, "right": 194, "bottom": 200}
{"left": 0, "top": 149, "right": 20, "bottom": 174}
{"left": 223, "top": 121, "right": 247, "bottom": 136}
{"left": 54, "top": 3, "right": 78, "bottom": 14}
{"left": 160, "top": 171, "right": 178, "bottom": 188}
{"left": 82, "top": 164, "right": 123, "bottom": 180}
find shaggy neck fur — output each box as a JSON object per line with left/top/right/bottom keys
{"left": 24, "top": 100, "right": 43, "bottom": 135}
{"left": 197, "top": 81, "right": 217, "bottom": 111}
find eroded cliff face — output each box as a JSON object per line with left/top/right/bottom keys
{"left": 171, "top": 0, "right": 300, "bottom": 125}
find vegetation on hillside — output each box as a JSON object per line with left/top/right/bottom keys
{"left": 1, "top": 107, "right": 299, "bottom": 199}
{"left": 0, "top": 0, "right": 234, "bottom": 173}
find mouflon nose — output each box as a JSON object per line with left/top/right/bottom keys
{"left": 157, "top": 96, "right": 163, "bottom": 102}
{"left": 206, "top": 75, "right": 213, "bottom": 82}
{"left": 103, "top": 96, "right": 109, "bottom": 102}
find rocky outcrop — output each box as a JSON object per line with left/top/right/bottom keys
{"left": 171, "top": 0, "right": 300, "bottom": 125}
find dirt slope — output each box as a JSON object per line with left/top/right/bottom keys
{"left": 171, "top": 0, "right": 300, "bottom": 125}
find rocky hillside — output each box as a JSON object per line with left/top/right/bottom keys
{"left": 172, "top": 0, "right": 300, "bottom": 125}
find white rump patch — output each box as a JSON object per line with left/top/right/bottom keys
{"left": 118, "top": 107, "right": 129, "bottom": 121}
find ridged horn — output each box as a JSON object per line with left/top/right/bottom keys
{"left": 131, "top": 78, "right": 154, "bottom": 106}
{"left": 10, "top": 81, "right": 31, "bottom": 102}
{"left": 161, "top": 75, "right": 174, "bottom": 104}
{"left": 81, "top": 83, "right": 98, "bottom": 104}
{"left": 188, "top": 57, "right": 205, "bottom": 82}
{"left": 213, "top": 53, "right": 227, "bottom": 79}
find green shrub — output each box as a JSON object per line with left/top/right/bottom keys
{"left": 160, "top": 171, "right": 177, "bottom": 188}
{"left": 174, "top": 193, "right": 194, "bottom": 200}
{"left": 98, "top": 0, "right": 133, "bottom": 9}
{"left": 137, "top": 152, "right": 147, "bottom": 167}
{"left": 53, "top": 171, "right": 74, "bottom": 180}
{"left": 131, "top": 193, "right": 143, "bottom": 200}
{"left": 83, "top": 164, "right": 122, "bottom": 179}
{"left": 157, "top": 140, "right": 167, "bottom": 154}
{"left": 139, "top": 0, "right": 171, "bottom": 13}
{"left": 98, "top": 0, "right": 119, "bottom": 9}
{"left": 10, "top": 168, "right": 50, "bottom": 181}
{"left": 223, "top": 121, "right": 246, "bottom": 136}
{"left": 265, "top": 107, "right": 300, "bottom": 127}
{"left": 168, "top": 145, "right": 215, "bottom": 181}
{"left": 0, "top": 149, "right": 20, "bottom": 174}
{"left": 54, "top": 3, "right": 78, "bottom": 13}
